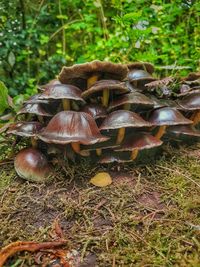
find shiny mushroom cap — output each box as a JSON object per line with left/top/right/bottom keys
{"left": 167, "top": 125, "right": 200, "bottom": 137}
{"left": 127, "top": 62, "right": 154, "bottom": 74}
{"left": 80, "top": 138, "right": 119, "bottom": 153}
{"left": 177, "top": 93, "right": 200, "bottom": 110}
{"left": 81, "top": 80, "right": 128, "bottom": 99}
{"left": 14, "top": 148, "right": 52, "bottom": 182}
{"left": 17, "top": 103, "right": 53, "bottom": 117}
{"left": 39, "top": 84, "right": 84, "bottom": 102}
{"left": 37, "top": 111, "right": 109, "bottom": 145}
{"left": 115, "top": 133, "right": 163, "bottom": 151}
{"left": 39, "top": 79, "right": 61, "bottom": 90}
{"left": 149, "top": 107, "right": 192, "bottom": 126}
{"left": 99, "top": 110, "right": 152, "bottom": 130}
{"left": 108, "top": 92, "right": 154, "bottom": 111}
{"left": 24, "top": 94, "right": 51, "bottom": 104}
{"left": 58, "top": 60, "right": 128, "bottom": 85}
{"left": 128, "top": 69, "right": 156, "bottom": 83}
{"left": 80, "top": 104, "right": 107, "bottom": 119}
{"left": 7, "top": 121, "right": 43, "bottom": 137}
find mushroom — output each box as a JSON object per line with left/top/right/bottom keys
{"left": 81, "top": 80, "right": 128, "bottom": 107}
{"left": 80, "top": 103, "right": 107, "bottom": 120}
{"left": 167, "top": 125, "right": 200, "bottom": 138}
{"left": 148, "top": 107, "right": 192, "bottom": 139}
{"left": 114, "top": 132, "right": 163, "bottom": 160}
{"left": 7, "top": 121, "right": 43, "bottom": 148}
{"left": 37, "top": 111, "right": 109, "bottom": 154}
{"left": 58, "top": 60, "right": 128, "bottom": 106}
{"left": 38, "top": 84, "right": 84, "bottom": 111}
{"left": 98, "top": 151, "right": 132, "bottom": 164}
{"left": 108, "top": 92, "right": 154, "bottom": 111}
{"left": 99, "top": 110, "right": 152, "bottom": 145}
{"left": 177, "top": 92, "right": 200, "bottom": 126}
{"left": 14, "top": 148, "right": 52, "bottom": 182}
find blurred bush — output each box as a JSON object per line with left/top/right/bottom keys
{"left": 0, "top": 0, "right": 199, "bottom": 96}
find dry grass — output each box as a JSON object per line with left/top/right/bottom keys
{"left": 0, "top": 142, "right": 200, "bottom": 266}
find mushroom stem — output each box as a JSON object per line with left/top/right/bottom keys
{"left": 191, "top": 110, "right": 200, "bottom": 126}
{"left": 62, "top": 99, "right": 70, "bottom": 110}
{"left": 31, "top": 137, "right": 37, "bottom": 148}
{"left": 116, "top": 127, "right": 125, "bottom": 144}
{"left": 131, "top": 149, "right": 138, "bottom": 160}
{"left": 87, "top": 75, "right": 98, "bottom": 88}
{"left": 102, "top": 89, "right": 109, "bottom": 107}
{"left": 96, "top": 148, "right": 102, "bottom": 156}
{"left": 155, "top": 125, "right": 167, "bottom": 140}
{"left": 71, "top": 142, "right": 80, "bottom": 154}
{"left": 123, "top": 103, "right": 131, "bottom": 110}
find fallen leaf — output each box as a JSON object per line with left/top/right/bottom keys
{"left": 90, "top": 172, "right": 112, "bottom": 187}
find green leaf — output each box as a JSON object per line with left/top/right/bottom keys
{"left": 0, "top": 81, "right": 9, "bottom": 115}
{"left": 8, "top": 51, "right": 15, "bottom": 67}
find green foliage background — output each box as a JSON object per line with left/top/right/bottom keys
{"left": 0, "top": 0, "right": 199, "bottom": 99}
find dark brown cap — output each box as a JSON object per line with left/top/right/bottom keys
{"left": 80, "top": 138, "right": 119, "bottom": 153}
{"left": 14, "top": 148, "right": 52, "bottom": 182}
{"left": 148, "top": 107, "right": 192, "bottom": 126}
{"left": 177, "top": 93, "right": 200, "bottom": 110}
{"left": 17, "top": 103, "right": 53, "bottom": 117}
{"left": 37, "top": 111, "right": 109, "bottom": 145}
{"left": 7, "top": 121, "right": 43, "bottom": 137}
{"left": 80, "top": 104, "right": 107, "bottom": 119}
{"left": 58, "top": 60, "right": 128, "bottom": 84}
{"left": 25, "top": 94, "right": 51, "bottom": 104}
{"left": 128, "top": 69, "right": 156, "bottom": 83}
{"left": 167, "top": 125, "right": 200, "bottom": 137}
{"left": 39, "top": 79, "right": 61, "bottom": 90}
{"left": 99, "top": 110, "right": 152, "bottom": 130}
{"left": 182, "top": 72, "right": 200, "bottom": 81}
{"left": 108, "top": 92, "right": 154, "bottom": 111}
{"left": 127, "top": 62, "right": 154, "bottom": 74}
{"left": 115, "top": 132, "right": 163, "bottom": 151}
{"left": 39, "top": 84, "right": 84, "bottom": 102}
{"left": 81, "top": 80, "right": 128, "bottom": 99}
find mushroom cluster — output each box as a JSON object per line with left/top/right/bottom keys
{"left": 6, "top": 61, "right": 200, "bottom": 182}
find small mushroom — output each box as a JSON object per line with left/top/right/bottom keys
{"left": 7, "top": 121, "right": 43, "bottom": 148}
{"left": 80, "top": 103, "right": 107, "bottom": 119}
{"left": 99, "top": 110, "right": 152, "bottom": 145}
{"left": 115, "top": 132, "right": 163, "bottom": 160}
{"left": 37, "top": 111, "right": 109, "bottom": 154}
{"left": 177, "top": 93, "right": 200, "bottom": 126}
{"left": 148, "top": 107, "right": 192, "bottom": 139}
{"left": 108, "top": 92, "right": 154, "bottom": 111}
{"left": 38, "top": 84, "right": 84, "bottom": 111}
{"left": 127, "top": 62, "right": 155, "bottom": 74}
{"left": 167, "top": 125, "right": 200, "bottom": 138}
{"left": 81, "top": 80, "right": 128, "bottom": 107}
{"left": 14, "top": 148, "right": 52, "bottom": 182}
{"left": 98, "top": 151, "right": 132, "bottom": 164}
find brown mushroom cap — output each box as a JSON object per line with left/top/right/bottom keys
{"left": 37, "top": 111, "right": 109, "bottom": 145}
{"left": 7, "top": 121, "right": 43, "bottom": 137}
{"left": 128, "top": 69, "right": 156, "bottom": 83}
{"left": 149, "top": 96, "right": 181, "bottom": 109}
{"left": 167, "top": 125, "right": 200, "bottom": 137}
{"left": 81, "top": 80, "right": 128, "bottom": 99}
{"left": 148, "top": 107, "right": 192, "bottom": 126}
{"left": 39, "top": 79, "right": 61, "bottom": 90}
{"left": 98, "top": 151, "right": 132, "bottom": 163}
{"left": 127, "top": 62, "right": 154, "bottom": 74}
{"left": 177, "top": 93, "right": 200, "bottom": 110}
{"left": 80, "top": 138, "right": 119, "bottom": 153}
{"left": 58, "top": 60, "right": 128, "bottom": 84}
{"left": 39, "top": 84, "right": 84, "bottom": 102}
{"left": 115, "top": 133, "right": 163, "bottom": 151}
{"left": 14, "top": 148, "right": 52, "bottom": 182}
{"left": 25, "top": 94, "right": 51, "bottom": 104}
{"left": 108, "top": 92, "right": 154, "bottom": 111}
{"left": 182, "top": 72, "right": 200, "bottom": 81}
{"left": 80, "top": 104, "right": 107, "bottom": 119}
{"left": 99, "top": 110, "right": 152, "bottom": 130}
{"left": 17, "top": 103, "right": 53, "bottom": 117}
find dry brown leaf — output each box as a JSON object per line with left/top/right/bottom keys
{"left": 90, "top": 172, "right": 112, "bottom": 187}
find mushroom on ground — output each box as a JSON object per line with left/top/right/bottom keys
{"left": 99, "top": 110, "right": 152, "bottom": 145}
{"left": 98, "top": 151, "right": 132, "bottom": 164}
{"left": 81, "top": 80, "right": 128, "bottom": 107}
{"left": 148, "top": 107, "right": 192, "bottom": 139}
{"left": 7, "top": 121, "right": 43, "bottom": 148}
{"left": 167, "top": 125, "right": 200, "bottom": 138}
{"left": 80, "top": 103, "right": 107, "bottom": 120}
{"left": 115, "top": 132, "right": 163, "bottom": 160}
{"left": 177, "top": 92, "right": 200, "bottom": 126}
{"left": 38, "top": 84, "right": 84, "bottom": 111}
{"left": 14, "top": 148, "right": 52, "bottom": 182}
{"left": 37, "top": 111, "right": 109, "bottom": 154}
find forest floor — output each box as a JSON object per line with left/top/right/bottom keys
{"left": 0, "top": 142, "right": 200, "bottom": 267}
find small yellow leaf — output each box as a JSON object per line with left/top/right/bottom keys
{"left": 90, "top": 172, "right": 112, "bottom": 187}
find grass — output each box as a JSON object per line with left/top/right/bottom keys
{"left": 0, "top": 141, "right": 200, "bottom": 266}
